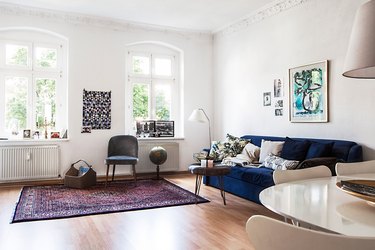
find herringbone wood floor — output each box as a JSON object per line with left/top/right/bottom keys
{"left": 0, "top": 174, "right": 281, "bottom": 250}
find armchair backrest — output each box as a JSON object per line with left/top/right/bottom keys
{"left": 108, "top": 135, "right": 138, "bottom": 157}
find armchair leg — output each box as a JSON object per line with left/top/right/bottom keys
{"left": 112, "top": 165, "right": 116, "bottom": 181}
{"left": 105, "top": 164, "right": 110, "bottom": 187}
{"left": 132, "top": 164, "right": 137, "bottom": 182}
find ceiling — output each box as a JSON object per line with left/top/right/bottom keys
{"left": 0, "top": 0, "right": 275, "bottom": 32}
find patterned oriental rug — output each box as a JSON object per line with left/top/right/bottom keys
{"left": 11, "top": 179, "right": 209, "bottom": 223}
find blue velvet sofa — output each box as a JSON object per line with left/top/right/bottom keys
{"left": 203, "top": 135, "right": 363, "bottom": 204}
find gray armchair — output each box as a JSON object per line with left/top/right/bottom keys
{"left": 105, "top": 135, "right": 138, "bottom": 187}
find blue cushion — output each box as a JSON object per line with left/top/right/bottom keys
{"left": 306, "top": 142, "right": 333, "bottom": 159}
{"left": 226, "top": 166, "right": 274, "bottom": 187}
{"left": 280, "top": 137, "right": 310, "bottom": 161}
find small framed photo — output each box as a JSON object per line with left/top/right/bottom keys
{"left": 155, "top": 121, "right": 174, "bottom": 137}
{"left": 274, "top": 79, "right": 283, "bottom": 97}
{"left": 23, "top": 129, "right": 31, "bottom": 139}
{"left": 263, "top": 92, "right": 271, "bottom": 106}
{"left": 136, "top": 120, "right": 155, "bottom": 137}
{"left": 81, "top": 126, "right": 92, "bottom": 133}
{"left": 51, "top": 132, "right": 60, "bottom": 139}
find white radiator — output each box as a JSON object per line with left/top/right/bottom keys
{"left": 137, "top": 142, "right": 179, "bottom": 173}
{"left": 0, "top": 145, "right": 60, "bottom": 181}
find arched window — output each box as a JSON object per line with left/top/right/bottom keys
{"left": 125, "top": 43, "right": 182, "bottom": 138}
{"left": 0, "top": 28, "right": 68, "bottom": 139}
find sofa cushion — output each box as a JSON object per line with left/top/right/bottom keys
{"left": 243, "top": 143, "right": 261, "bottom": 163}
{"left": 227, "top": 165, "right": 274, "bottom": 187}
{"left": 259, "top": 139, "right": 284, "bottom": 163}
{"left": 305, "top": 141, "right": 333, "bottom": 159}
{"left": 263, "top": 154, "right": 299, "bottom": 170}
{"left": 209, "top": 134, "right": 250, "bottom": 161}
{"left": 281, "top": 137, "right": 310, "bottom": 161}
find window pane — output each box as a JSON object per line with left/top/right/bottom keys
{"left": 132, "top": 56, "right": 150, "bottom": 75}
{"left": 35, "top": 47, "right": 57, "bottom": 68}
{"left": 133, "top": 83, "right": 149, "bottom": 120}
{"left": 35, "top": 78, "right": 56, "bottom": 130}
{"left": 154, "top": 58, "right": 172, "bottom": 76}
{"left": 5, "top": 76, "right": 28, "bottom": 133}
{"left": 5, "top": 44, "right": 28, "bottom": 66}
{"left": 155, "top": 84, "right": 171, "bottom": 120}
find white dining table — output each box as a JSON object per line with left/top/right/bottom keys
{"left": 259, "top": 173, "right": 375, "bottom": 237}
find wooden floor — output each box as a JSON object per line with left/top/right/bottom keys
{"left": 0, "top": 174, "right": 281, "bottom": 250}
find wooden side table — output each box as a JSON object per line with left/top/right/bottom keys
{"left": 188, "top": 163, "right": 231, "bottom": 205}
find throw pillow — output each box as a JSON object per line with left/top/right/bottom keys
{"left": 280, "top": 137, "right": 311, "bottom": 161}
{"left": 305, "top": 142, "right": 333, "bottom": 159}
{"left": 259, "top": 139, "right": 285, "bottom": 163}
{"left": 242, "top": 143, "right": 261, "bottom": 163}
{"left": 263, "top": 154, "right": 299, "bottom": 170}
{"left": 209, "top": 134, "right": 250, "bottom": 161}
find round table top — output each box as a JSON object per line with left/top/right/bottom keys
{"left": 259, "top": 174, "right": 375, "bottom": 237}
{"left": 188, "top": 163, "right": 231, "bottom": 176}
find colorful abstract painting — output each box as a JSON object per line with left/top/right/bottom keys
{"left": 82, "top": 89, "right": 111, "bottom": 129}
{"left": 289, "top": 61, "right": 328, "bottom": 122}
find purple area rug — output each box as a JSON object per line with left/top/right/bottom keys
{"left": 12, "top": 179, "right": 209, "bottom": 223}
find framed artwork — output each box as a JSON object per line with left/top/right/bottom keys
{"left": 263, "top": 92, "right": 271, "bottom": 106}
{"left": 289, "top": 61, "right": 328, "bottom": 123}
{"left": 155, "top": 121, "right": 174, "bottom": 137}
{"left": 82, "top": 89, "right": 111, "bottom": 129}
{"left": 136, "top": 120, "right": 155, "bottom": 137}
{"left": 274, "top": 79, "right": 283, "bottom": 97}
{"left": 50, "top": 132, "right": 60, "bottom": 139}
{"left": 23, "top": 129, "right": 31, "bottom": 139}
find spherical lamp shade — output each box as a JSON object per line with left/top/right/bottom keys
{"left": 343, "top": 0, "right": 375, "bottom": 78}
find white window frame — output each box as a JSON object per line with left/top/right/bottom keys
{"left": 0, "top": 37, "right": 66, "bottom": 138}
{"left": 125, "top": 45, "right": 180, "bottom": 137}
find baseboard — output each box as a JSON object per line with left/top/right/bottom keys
{"left": 0, "top": 170, "right": 190, "bottom": 188}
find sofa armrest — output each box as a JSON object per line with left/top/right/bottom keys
{"left": 296, "top": 157, "right": 344, "bottom": 176}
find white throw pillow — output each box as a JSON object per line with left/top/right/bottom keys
{"left": 241, "top": 143, "right": 261, "bottom": 163}
{"left": 262, "top": 154, "right": 299, "bottom": 170}
{"left": 259, "top": 139, "right": 285, "bottom": 163}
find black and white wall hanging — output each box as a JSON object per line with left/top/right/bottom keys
{"left": 82, "top": 89, "right": 111, "bottom": 130}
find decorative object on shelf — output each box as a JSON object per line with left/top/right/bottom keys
{"left": 263, "top": 92, "right": 271, "bottom": 106}
{"left": 343, "top": 0, "right": 375, "bottom": 78}
{"left": 23, "top": 129, "right": 31, "bottom": 139}
{"left": 41, "top": 117, "right": 54, "bottom": 139}
{"left": 155, "top": 121, "right": 174, "bottom": 137}
{"left": 136, "top": 120, "right": 155, "bottom": 137}
{"left": 289, "top": 61, "right": 328, "bottom": 123}
{"left": 149, "top": 146, "right": 167, "bottom": 180}
{"left": 50, "top": 132, "right": 60, "bottom": 139}
{"left": 82, "top": 89, "right": 111, "bottom": 129}
{"left": 189, "top": 108, "right": 211, "bottom": 148}
{"left": 32, "top": 131, "right": 40, "bottom": 139}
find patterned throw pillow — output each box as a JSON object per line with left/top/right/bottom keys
{"left": 262, "top": 154, "right": 299, "bottom": 170}
{"left": 209, "top": 134, "right": 250, "bottom": 161}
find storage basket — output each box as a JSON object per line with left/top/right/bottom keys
{"left": 64, "top": 160, "right": 96, "bottom": 188}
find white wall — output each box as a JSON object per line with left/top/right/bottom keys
{"left": 0, "top": 6, "right": 213, "bottom": 175}
{"left": 213, "top": 0, "right": 375, "bottom": 160}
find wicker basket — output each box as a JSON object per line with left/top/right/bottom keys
{"left": 64, "top": 160, "right": 96, "bottom": 188}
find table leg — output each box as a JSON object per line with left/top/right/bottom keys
{"left": 219, "top": 176, "right": 226, "bottom": 205}
{"left": 195, "top": 174, "right": 203, "bottom": 195}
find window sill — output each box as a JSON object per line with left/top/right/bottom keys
{"left": 0, "top": 138, "right": 69, "bottom": 145}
